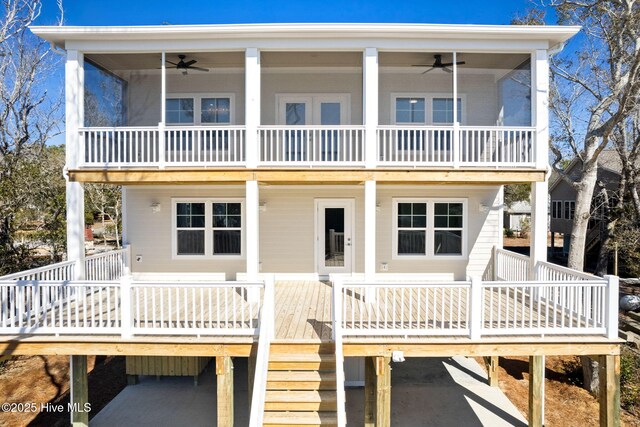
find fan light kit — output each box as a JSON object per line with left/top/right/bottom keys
{"left": 166, "top": 54, "right": 210, "bottom": 75}
{"left": 412, "top": 54, "right": 466, "bottom": 74}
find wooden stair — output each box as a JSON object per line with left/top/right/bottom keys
{"left": 263, "top": 349, "right": 338, "bottom": 426}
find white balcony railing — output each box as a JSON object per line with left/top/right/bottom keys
{"left": 377, "top": 126, "right": 535, "bottom": 167}
{"left": 80, "top": 126, "right": 246, "bottom": 167}
{"left": 0, "top": 278, "right": 266, "bottom": 337}
{"left": 259, "top": 126, "right": 365, "bottom": 166}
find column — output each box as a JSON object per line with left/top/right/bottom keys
{"left": 530, "top": 181, "right": 548, "bottom": 278}
{"left": 70, "top": 355, "right": 88, "bottom": 427}
{"left": 528, "top": 355, "right": 544, "bottom": 427}
{"left": 364, "top": 357, "right": 375, "bottom": 427}
{"left": 533, "top": 49, "right": 549, "bottom": 170}
{"left": 363, "top": 48, "right": 378, "bottom": 168}
{"left": 375, "top": 356, "right": 391, "bottom": 427}
{"left": 599, "top": 354, "right": 621, "bottom": 427}
{"left": 216, "top": 356, "right": 234, "bottom": 427}
{"left": 245, "top": 48, "right": 261, "bottom": 168}
{"left": 364, "top": 181, "right": 376, "bottom": 281}
{"left": 65, "top": 50, "right": 85, "bottom": 280}
{"left": 246, "top": 180, "right": 259, "bottom": 282}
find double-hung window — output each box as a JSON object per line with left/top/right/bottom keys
{"left": 564, "top": 201, "right": 575, "bottom": 220}
{"left": 551, "top": 201, "right": 563, "bottom": 219}
{"left": 166, "top": 94, "right": 234, "bottom": 125}
{"left": 173, "top": 199, "right": 244, "bottom": 258}
{"left": 394, "top": 199, "right": 466, "bottom": 258}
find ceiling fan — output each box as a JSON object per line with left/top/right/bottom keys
{"left": 166, "top": 54, "right": 210, "bottom": 75}
{"left": 412, "top": 54, "right": 465, "bottom": 74}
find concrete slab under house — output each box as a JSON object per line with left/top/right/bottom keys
{"left": 0, "top": 22, "right": 622, "bottom": 426}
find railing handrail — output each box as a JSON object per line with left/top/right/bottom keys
{"left": 0, "top": 260, "right": 75, "bottom": 281}
{"left": 536, "top": 260, "right": 602, "bottom": 281}
{"left": 84, "top": 247, "right": 129, "bottom": 262}
{"left": 494, "top": 247, "right": 531, "bottom": 262}
{"left": 332, "top": 278, "right": 347, "bottom": 427}
{"left": 259, "top": 124, "right": 365, "bottom": 129}
{"left": 79, "top": 126, "right": 159, "bottom": 131}
{"left": 249, "top": 275, "right": 275, "bottom": 427}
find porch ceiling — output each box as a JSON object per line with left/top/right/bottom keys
{"left": 380, "top": 52, "right": 530, "bottom": 70}
{"left": 86, "top": 51, "right": 245, "bottom": 71}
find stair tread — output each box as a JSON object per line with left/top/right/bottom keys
{"left": 270, "top": 353, "right": 336, "bottom": 363}
{"left": 268, "top": 371, "right": 336, "bottom": 381}
{"left": 266, "top": 390, "right": 337, "bottom": 403}
{"left": 263, "top": 411, "right": 337, "bottom": 425}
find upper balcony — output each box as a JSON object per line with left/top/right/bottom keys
{"left": 70, "top": 50, "right": 544, "bottom": 176}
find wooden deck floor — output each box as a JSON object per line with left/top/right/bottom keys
{"left": 274, "top": 281, "right": 333, "bottom": 341}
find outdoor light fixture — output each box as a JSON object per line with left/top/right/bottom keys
{"left": 259, "top": 201, "right": 267, "bottom": 212}
{"left": 150, "top": 202, "right": 161, "bottom": 213}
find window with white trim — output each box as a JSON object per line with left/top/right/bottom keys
{"left": 393, "top": 199, "right": 467, "bottom": 258}
{"left": 173, "top": 199, "right": 244, "bottom": 258}
{"left": 433, "top": 202, "right": 463, "bottom": 255}
{"left": 432, "top": 98, "right": 463, "bottom": 124}
{"left": 564, "top": 201, "right": 575, "bottom": 220}
{"left": 551, "top": 200, "right": 563, "bottom": 219}
{"left": 166, "top": 94, "right": 234, "bottom": 125}
{"left": 395, "top": 97, "right": 426, "bottom": 124}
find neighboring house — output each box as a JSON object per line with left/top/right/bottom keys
{"left": 549, "top": 150, "right": 629, "bottom": 255}
{"left": 0, "top": 23, "right": 621, "bottom": 427}
{"left": 504, "top": 200, "right": 531, "bottom": 232}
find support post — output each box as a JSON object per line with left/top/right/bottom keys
{"left": 245, "top": 48, "right": 261, "bottom": 168}
{"left": 599, "top": 354, "right": 621, "bottom": 427}
{"left": 375, "top": 356, "right": 391, "bottom": 427}
{"left": 363, "top": 47, "right": 378, "bottom": 168}
{"left": 528, "top": 355, "right": 544, "bottom": 427}
{"left": 485, "top": 356, "right": 499, "bottom": 387}
{"left": 246, "top": 181, "right": 260, "bottom": 291}
{"left": 65, "top": 50, "right": 85, "bottom": 280}
{"left": 70, "top": 355, "right": 89, "bottom": 427}
{"left": 364, "top": 357, "right": 376, "bottom": 427}
{"left": 364, "top": 180, "right": 377, "bottom": 301}
{"left": 530, "top": 180, "right": 548, "bottom": 280}
{"left": 605, "top": 275, "right": 620, "bottom": 340}
{"left": 216, "top": 356, "right": 234, "bottom": 427}
{"left": 159, "top": 51, "right": 166, "bottom": 169}
{"left": 469, "top": 276, "right": 482, "bottom": 340}
{"left": 533, "top": 49, "right": 549, "bottom": 170}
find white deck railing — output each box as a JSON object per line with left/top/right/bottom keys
{"left": 0, "top": 260, "right": 76, "bottom": 281}
{"left": 494, "top": 247, "right": 531, "bottom": 281}
{"left": 377, "top": 126, "right": 535, "bottom": 167}
{"left": 249, "top": 275, "right": 275, "bottom": 427}
{"left": 85, "top": 247, "right": 130, "bottom": 281}
{"left": 259, "top": 126, "right": 365, "bottom": 166}
{"left": 80, "top": 126, "right": 245, "bottom": 167}
{"left": 334, "top": 273, "right": 617, "bottom": 339}
{"left": 0, "top": 277, "right": 268, "bottom": 337}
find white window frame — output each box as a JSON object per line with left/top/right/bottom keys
{"left": 551, "top": 200, "right": 563, "bottom": 219}
{"left": 391, "top": 93, "right": 467, "bottom": 125}
{"left": 392, "top": 198, "right": 468, "bottom": 260}
{"left": 166, "top": 93, "right": 235, "bottom": 125}
{"left": 172, "top": 198, "right": 245, "bottom": 260}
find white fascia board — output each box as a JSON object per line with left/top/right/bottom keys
{"left": 30, "top": 22, "right": 580, "bottom": 49}
{"left": 62, "top": 38, "right": 551, "bottom": 54}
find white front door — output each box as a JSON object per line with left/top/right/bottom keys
{"left": 316, "top": 199, "right": 354, "bottom": 275}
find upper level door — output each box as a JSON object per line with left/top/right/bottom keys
{"left": 277, "top": 94, "right": 349, "bottom": 125}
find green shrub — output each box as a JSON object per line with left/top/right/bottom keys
{"left": 504, "top": 228, "right": 515, "bottom": 238}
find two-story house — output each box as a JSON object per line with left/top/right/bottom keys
{"left": 0, "top": 23, "right": 622, "bottom": 426}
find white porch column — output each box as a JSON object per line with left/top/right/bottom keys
{"left": 531, "top": 181, "right": 548, "bottom": 278}
{"left": 246, "top": 180, "right": 259, "bottom": 282}
{"left": 363, "top": 48, "right": 378, "bottom": 168}
{"left": 65, "top": 50, "right": 85, "bottom": 280}
{"left": 364, "top": 180, "right": 376, "bottom": 281}
{"left": 533, "top": 49, "right": 549, "bottom": 170}
{"left": 245, "top": 48, "right": 261, "bottom": 168}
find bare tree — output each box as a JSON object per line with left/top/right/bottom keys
{"left": 548, "top": 0, "right": 640, "bottom": 273}
{"left": 0, "top": 0, "right": 64, "bottom": 273}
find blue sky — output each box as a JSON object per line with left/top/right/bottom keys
{"left": 36, "top": 0, "right": 556, "bottom": 26}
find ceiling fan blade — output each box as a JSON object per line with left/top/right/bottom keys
{"left": 183, "top": 60, "right": 197, "bottom": 67}
{"left": 166, "top": 60, "right": 178, "bottom": 66}
{"left": 411, "top": 64, "right": 432, "bottom": 67}
{"left": 189, "top": 66, "right": 210, "bottom": 72}
{"left": 422, "top": 67, "right": 436, "bottom": 75}
{"left": 440, "top": 60, "right": 466, "bottom": 67}
{"left": 443, "top": 67, "right": 453, "bottom": 73}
